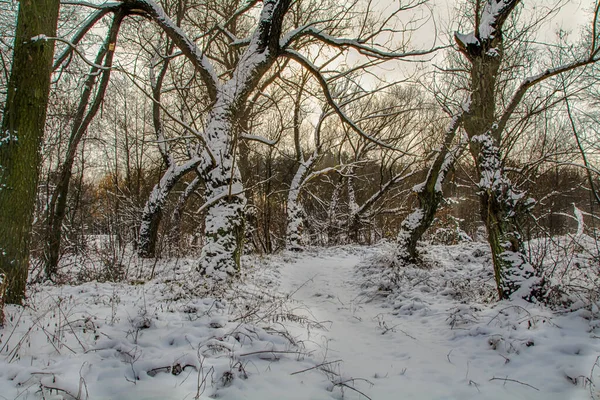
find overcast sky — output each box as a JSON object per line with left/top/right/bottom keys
{"left": 413, "top": 0, "right": 593, "bottom": 47}
{"left": 341, "top": 0, "right": 597, "bottom": 86}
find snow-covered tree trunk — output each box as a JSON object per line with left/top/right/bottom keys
{"left": 473, "top": 133, "right": 540, "bottom": 299}
{"left": 327, "top": 178, "right": 344, "bottom": 245}
{"left": 197, "top": 103, "right": 247, "bottom": 277}
{"left": 138, "top": 159, "right": 200, "bottom": 258}
{"left": 395, "top": 113, "right": 463, "bottom": 265}
{"left": 285, "top": 154, "right": 317, "bottom": 251}
{"left": 456, "top": 0, "right": 543, "bottom": 300}
{"left": 128, "top": 0, "right": 292, "bottom": 276}
{"left": 346, "top": 170, "right": 360, "bottom": 243}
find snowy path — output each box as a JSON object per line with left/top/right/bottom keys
{"left": 264, "top": 250, "right": 594, "bottom": 400}
{"left": 276, "top": 252, "right": 479, "bottom": 400}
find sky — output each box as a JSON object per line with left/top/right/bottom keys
{"left": 339, "top": 0, "right": 597, "bottom": 89}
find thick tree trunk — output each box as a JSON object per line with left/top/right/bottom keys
{"left": 0, "top": 0, "right": 60, "bottom": 304}
{"left": 474, "top": 134, "right": 540, "bottom": 300}
{"left": 43, "top": 12, "right": 124, "bottom": 278}
{"left": 456, "top": 0, "right": 542, "bottom": 300}
{"left": 197, "top": 102, "right": 247, "bottom": 278}
{"left": 395, "top": 113, "right": 463, "bottom": 265}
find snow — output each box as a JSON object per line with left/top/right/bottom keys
{"left": 455, "top": 32, "right": 479, "bottom": 47}
{"left": 574, "top": 204, "right": 585, "bottom": 237}
{"left": 139, "top": 0, "right": 218, "bottom": 87}
{"left": 30, "top": 34, "right": 48, "bottom": 42}
{"left": 479, "top": 0, "right": 507, "bottom": 40}
{"left": 1, "top": 241, "right": 599, "bottom": 399}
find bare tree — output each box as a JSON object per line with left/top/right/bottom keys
{"left": 452, "top": 0, "right": 600, "bottom": 300}
{"left": 395, "top": 110, "right": 464, "bottom": 264}
{"left": 43, "top": 10, "right": 126, "bottom": 278}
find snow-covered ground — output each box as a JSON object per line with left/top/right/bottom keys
{"left": 1, "top": 241, "right": 599, "bottom": 399}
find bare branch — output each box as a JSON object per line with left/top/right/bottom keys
{"left": 284, "top": 49, "right": 415, "bottom": 155}
{"left": 120, "top": 0, "right": 219, "bottom": 101}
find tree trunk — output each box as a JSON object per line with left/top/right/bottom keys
{"left": 395, "top": 113, "right": 463, "bottom": 265}
{"left": 0, "top": 0, "right": 60, "bottom": 304}
{"left": 327, "top": 177, "right": 344, "bottom": 245}
{"left": 169, "top": 174, "right": 201, "bottom": 253}
{"left": 43, "top": 12, "right": 124, "bottom": 278}
{"left": 346, "top": 171, "right": 360, "bottom": 243}
{"left": 285, "top": 155, "right": 316, "bottom": 251}
{"left": 0, "top": 273, "right": 6, "bottom": 326}
{"left": 455, "top": 0, "right": 542, "bottom": 300}
{"left": 474, "top": 134, "right": 540, "bottom": 300}
{"left": 138, "top": 159, "right": 200, "bottom": 257}
{"left": 197, "top": 102, "right": 247, "bottom": 277}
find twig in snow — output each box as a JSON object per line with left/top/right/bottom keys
{"left": 334, "top": 378, "right": 374, "bottom": 400}
{"left": 490, "top": 376, "right": 540, "bottom": 391}
{"left": 588, "top": 355, "right": 600, "bottom": 400}
{"left": 238, "top": 350, "right": 305, "bottom": 357}
{"left": 287, "top": 274, "right": 319, "bottom": 299}
{"left": 447, "top": 349, "right": 454, "bottom": 365}
{"left": 291, "top": 359, "right": 343, "bottom": 375}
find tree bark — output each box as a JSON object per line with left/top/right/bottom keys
{"left": 286, "top": 154, "right": 317, "bottom": 251}
{"left": 395, "top": 113, "right": 463, "bottom": 264}
{"left": 169, "top": 174, "right": 202, "bottom": 253}
{"left": 473, "top": 134, "right": 539, "bottom": 299}
{"left": 197, "top": 102, "right": 247, "bottom": 276}
{"left": 0, "top": 0, "right": 60, "bottom": 304}
{"left": 455, "top": 0, "right": 541, "bottom": 300}
{"left": 138, "top": 159, "right": 200, "bottom": 257}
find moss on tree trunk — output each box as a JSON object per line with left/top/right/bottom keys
{"left": 0, "top": 0, "right": 60, "bottom": 304}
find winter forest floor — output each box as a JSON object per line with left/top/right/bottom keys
{"left": 1, "top": 240, "right": 600, "bottom": 399}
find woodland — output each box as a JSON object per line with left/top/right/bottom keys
{"left": 0, "top": 0, "right": 600, "bottom": 398}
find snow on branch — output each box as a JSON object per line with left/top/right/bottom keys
{"left": 283, "top": 27, "right": 444, "bottom": 59}
{"left": 413, "top": 110, "right": 465, "bottom": 195}
{"left": 240, "top": 134, "right": 279, "bottom": 146}
{"left": 284, "top": 49, "right": 415, "bottom": 155}
{"left": 356, "top": 167, "right": 416, "bottom": 218}
{"left": 120, "top": 0, "right": 219, "bottom": 101}
{"left": 478, "top": 0, "right": 520, "bottom": 41}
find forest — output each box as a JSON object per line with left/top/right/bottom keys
{"left": 0, "top": 0, "right": 600, "bottom": 399}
